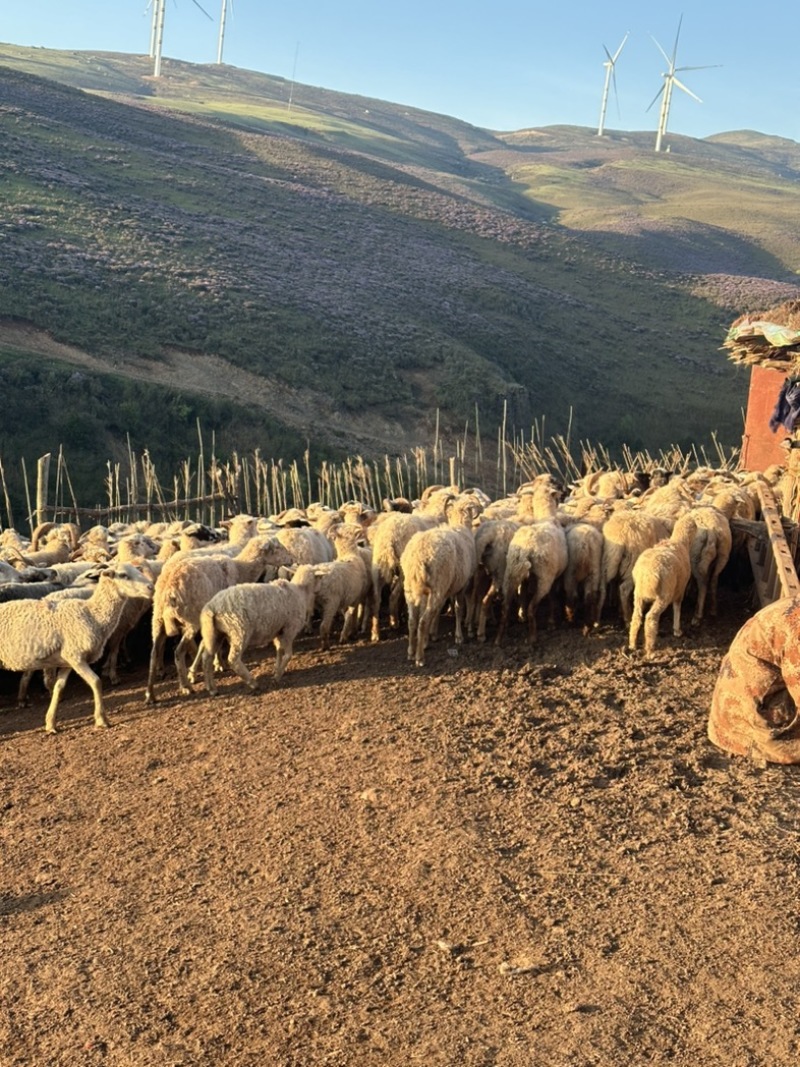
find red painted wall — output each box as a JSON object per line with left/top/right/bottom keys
{"left": 740, "top": 365, "right": 790, "bottom": 471}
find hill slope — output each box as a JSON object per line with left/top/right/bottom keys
{"left": 1, "top": 44, "right": 799, "bottom": 503}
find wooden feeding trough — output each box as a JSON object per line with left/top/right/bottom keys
{"left": 725, "top": 300, "right": 800, "bottom": 606}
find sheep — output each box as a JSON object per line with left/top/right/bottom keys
{"left": 273, "top": 525, "right": 336, "bottom": 566}
{"left": 497, "top": 484, "right": 568, "bottom": 646}
{"left": 683, "top": 504, "right": 733, "bottom": 625}
{"left": 469, "top": 518, "right": 520, "bottom": 643}
{"left": 401, "top": 495, "right": 482, "bottom": 667}
{"left": 562, "top": 520, "right": 605, "bottom": 630}
{"left": 628, "top": 513, "right": 699, "bottom": 656}
{"left": 144, "top": 535, "right": 294, "bottom": 703}
{"left": 599, "top": 509, "right": 671, "bottom": 624}
{"left": 0, "top": 564, "right": 154, "bottom": 733}
{"left": 198, "top": 569, "right": 318, "bottom": 696}
{"left": 367, "top": 511, "right": 437, "bottom": 641}
{"left": 292, "top": 526, "right": 372, "bottom": 651}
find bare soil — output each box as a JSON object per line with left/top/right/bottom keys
{"left": 3, "top": 584, "right": 800, "bottom": 1066}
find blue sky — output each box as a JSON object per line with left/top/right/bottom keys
{"left": 3, "top": 2, "right": 798, "bottom": 142}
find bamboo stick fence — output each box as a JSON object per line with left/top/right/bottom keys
{"left": 0, "top": 412, "right": 741, "bottom": 535}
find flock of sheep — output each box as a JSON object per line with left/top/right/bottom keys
{"left": 0, "top": 459, "right": 780, "bottom": 734}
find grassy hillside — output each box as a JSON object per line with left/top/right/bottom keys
{"left": 1, "top": 43, "right": 799, "bottom": 509}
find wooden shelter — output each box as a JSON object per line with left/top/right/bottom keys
{"left": 724, "top": 299, "right": 800, "bottom": 604}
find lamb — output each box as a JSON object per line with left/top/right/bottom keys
{"left": 401, "top": 495, "right": 482, "bottom": 666}
{"left": 367, "top": 511, "right": 437, "bottom": 641}
{"left": 144, "top": 535, "right": 294, "bottom": 703}
{"left": 497, "top": 484, "right": 568, "bottom": 645}
{"left": 599, "top": 509, "right": 671, "bottom": 624}
{"left": 683, "top": 504, "right": 733, "bottom": 625}
{"left": 562, "top": 520, "right": 605, "bottom": 630}
{"left": 273, "top": 525, "right": 336, "bottom": 566}
{"left": 468, "top": 518, "right": 520, "bottom": 643}
{"left": 628, "top": 513, "right": 699, "bottom": 656}
{"left": 198, "top": 569, "right": 318, "bottom": 696}
{"left": 0, "top": 564, "right": 154, "bottom": 733}
{"left": 292, "top": 525, "right": 372, "bottom": 651}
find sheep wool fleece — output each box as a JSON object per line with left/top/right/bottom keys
{"left": 708, "top": 597, "right": 800, "bottom": 764}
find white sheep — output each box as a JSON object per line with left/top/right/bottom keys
{"left": 629, "top": 513, "right": 699, "bottom": 655}
{"left": 198, "top": 569, "right": 318, "bottom": 695}
{"left": 563, "top": 520, "right": 605, "bottom": 630}
{"left": 0, "top": 564, "right": 154, "bottom": 733}
{"left": 367, "top": 511, "right": 436, "bottom": 641}
{"left": 497, "top": 484, "right": 568, "bottom": 645}
{"left": 144, "top": 535, "right": 294, "bottom": 703}
{"left": 683, "top": 504, "right": 733, "bottom": 625}
{"left": 469, "top": 518, "right": 520, "bottom": 643}
{"left": 273, "top": 525, "right": 336, "bottom": 566}
{"left": 599, "top": 509, "right": 671, "bottom": 624}
{"left": 292, "top": 526, "right": 372, "bottom": 651}
{"left": 401, "top": 495, "right": 482, "bottom": 667}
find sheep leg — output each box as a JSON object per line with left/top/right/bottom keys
{"left": 406, "top": 600, "right": 421, "bottom": 663}
{"left": 174, "top": 632, "right": 197, "bottom": 694}
{"left": 201, "top": 647, "right": 221, "bottom": 697}
{"left": 17, "top": 670, "right": 36, "bottom": 707}
{"left": 628, "top": 595, "right": 645, "bottom": 650}
{"left": 274, "top": 634, "right": 296, "bottom": 681}
{"left": 186, "top": 643, "right": 205, "bottom": 686}
{"left": 145, "top": 627, "right": 168, "bottom": 704}
{"left": 671, "top": 599, "right": 684, "bottom": 638}
{"left": 453, "top": 592, "right": 467, "bottom": 646}
{"left": 644, "top": 598, "right": 670, "bottom": 655}
{"left": 319, "top": 607, "right": 336, "bottom": 651}
{"left": 619, "top": 575, "right": 635, "bottom": 624}
{"left": 338, "top": 606, "right": 355, "bottom": 644}
{"left": 226, "top": 644, "right": 258, "bottom": 691}
{"left": 415, "top": 599, "right": 441, "bottom": 667}
{"left": 388, "top": 577, "right": 405, "bottom": 631}
{"left": 44, "top": 667, "right": 73, "bottom": 734}
{"left": 525, "top": 596, "right": 539, "bottom": 644}
{"left": 495, "top": 589, "right": 514, "bottom": 647}
{"left": 477, "top": 580, "right": 499, "bottom": 643}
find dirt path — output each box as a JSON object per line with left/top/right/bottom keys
{"left": 3, "top": 586, "right": 800, "bottom": 1065}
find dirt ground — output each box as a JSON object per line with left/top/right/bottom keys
{"left": 3, "top": 581, "right": 800, "bottom": 1066}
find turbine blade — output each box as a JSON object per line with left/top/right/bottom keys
{"left": 671, "top": 14, "right": 684, "bottom": 65}
{"left": 611, "top": 31, "right": 630, "bottom": 64}
{"left": 645, "top": 83, "right": 665, "bottom": 113}
{"left": 672, "top": 77, "right": 703, "bottom": 104}
{"left": 189, "top": 0, "right": 214, "bottom": 20}
{"left": 676, "top": 63, "right": 723, "bottom": 72}
{"left": 650, "top": 34, "right": 671, "bottom": 68}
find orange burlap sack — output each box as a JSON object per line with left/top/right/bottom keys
{"left": 708, "top": 597, "right": 800, "bottom": 764}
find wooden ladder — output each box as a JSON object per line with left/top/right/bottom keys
{"left": 746, "top": 482, "right": 800, "bottom": 607}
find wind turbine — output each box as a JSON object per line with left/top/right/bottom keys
{"left": 597, "top": 32, "right": 629, "bottom": 137}
{"left": 647, "top": 16, "right": 719, "bottom": 152}
{"left": 216, "top": 0, "right": 231, "bottom": 65}
{"left": 150, "top": 0, "right": 214, "bottom": 77}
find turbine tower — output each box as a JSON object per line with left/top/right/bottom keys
{"left": 152, "top": 0, "right": 166, "bottom": 76}
{"left": 151, "top": 0, "right": 215, "bottom": 77}
{"left": 216, "top": 0, "right": 230, "bottom": 64}
{"left": 597, "top": 32, "right": 629, "bottom": 137}
{"left": 647, "top": 16, "right": 719, "bottom": 153}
